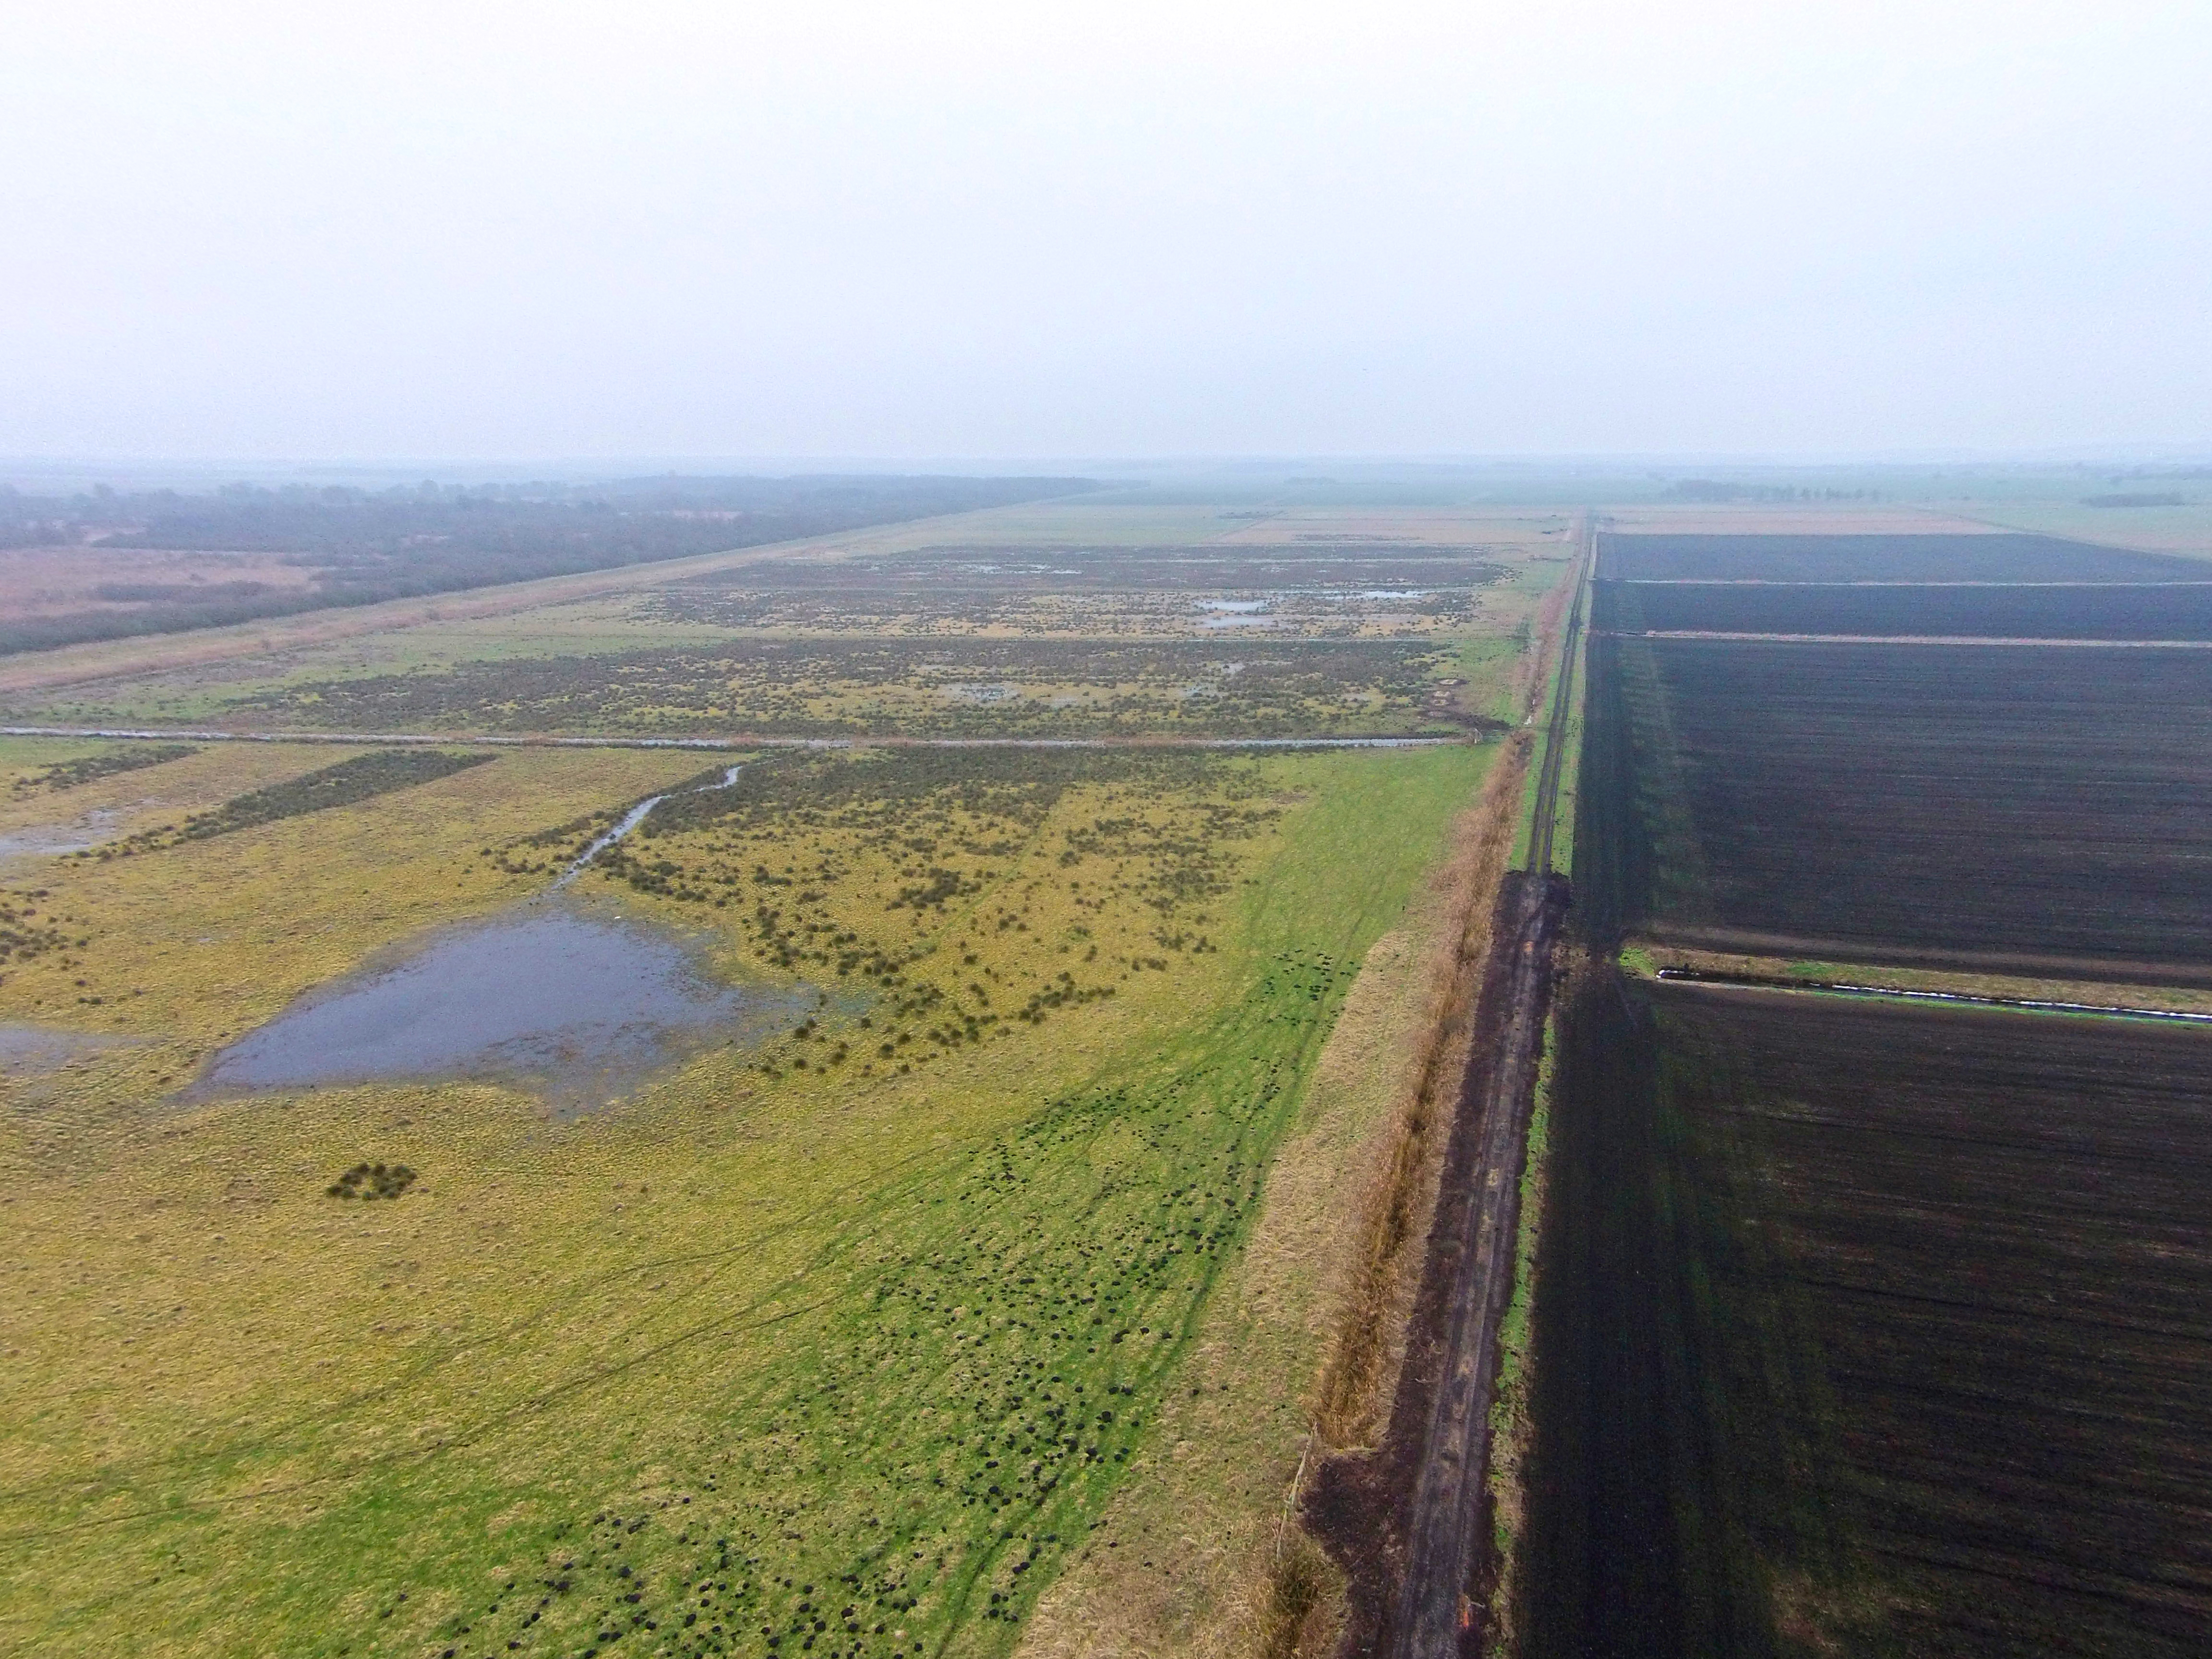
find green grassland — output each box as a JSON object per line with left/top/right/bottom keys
{"left": 0, "top": 737, "right": 1489, "bottom": 1659}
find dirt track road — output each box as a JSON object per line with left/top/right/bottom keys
{"left": 1386, "top": 526, "right": 1585, "bottom": 1656}
{"left": 1302, "top": 521, "right": 1587, "bottom": 1656}
{"left": 1384, "top": 871, "right": 1565, "bottom": 1656}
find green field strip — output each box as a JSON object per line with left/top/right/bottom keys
{"left": 1541, "top": 620, "right": 1587, "bottom": 878}
{"left": 1510, "top": 549, "right": 1590, "bottom": 874}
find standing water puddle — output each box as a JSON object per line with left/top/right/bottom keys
{"left": 191, "top": 764, "right": 822, "bottom": 1112}
{"left": 188, "top": 900, "right": 814, "bottom": 1113}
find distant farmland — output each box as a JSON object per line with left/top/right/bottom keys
{"left": 1595, "top": 530, "right": 2197, "bottom": 583}
{"left": 0, "top": 476, "right": 1092, "bottom": 654}
{"left": 1593, "top": 578, "right": 2212, "bottom": 638}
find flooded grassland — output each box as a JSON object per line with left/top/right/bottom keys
{"left": 0, "top": 731, "right": 1490, "bottom": 1659}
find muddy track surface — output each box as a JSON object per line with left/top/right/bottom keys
{"left": 1305, "top": 872, "right": 1568, "bottom": 1656}
{"left": 1306, "top": 529, "right": 1587, "bottom": 1656}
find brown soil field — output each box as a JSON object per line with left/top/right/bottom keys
{"left": 1597, "top": 532, "right": 2196, "bottom": 583}
{"left": 1594, "top": 579, "right": 2212, "bottom": 639}
{"left": 1577, "top": 635, "right": 2212, "bottom": 969}
{"left": 1595, "top": 508, "right": 1996, "bottom": 535}
{"left": 0, "top": 544, "right": 321, "bottom": 619}
{"left": 1517, "top": 976, "right": 2212, "bottom": 1659}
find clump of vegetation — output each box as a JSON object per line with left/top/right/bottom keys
{"left": 94, "top": 748, "right": 495, "bottom": 856}
{"left": 0, "top": 889, "right": 82, "bottom": 965}
{"left": 325, "top": 1162, "right": 418, "bottom": 1201}
{"left": 9, "top": 743, "right": 197, "bottom": 796}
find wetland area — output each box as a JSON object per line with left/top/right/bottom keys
{"left": 0, "top": 498, "right": 1554, "bottom": 1659}
{"left": 184, "top": 898, "right": 818, "bottom": 1114}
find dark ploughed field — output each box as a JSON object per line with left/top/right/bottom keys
{"left": 1595, "top": 531, "right": 2197, "bottom": 583}
{"left": 1520, "top": 527, "right": 2212, "bottom": 1659}
{"left": 1522, "top": 981, "right": 2212, "bottom": 1659}
{"left": 1578, "top": 635, "right": 2212, "bottom": 972}
{"left": 1593, "top": 578, "right": 2212, "bottom": 639}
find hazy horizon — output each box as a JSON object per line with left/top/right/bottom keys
{"left": 5, "top": 1, "right": 2207, "bottom": 462}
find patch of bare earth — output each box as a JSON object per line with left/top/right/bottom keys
{"left": 0, "top": 546, "right": 320, "bottom": 621}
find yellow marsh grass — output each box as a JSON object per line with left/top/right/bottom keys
{"left": 0, "top": 738, "right": 393, "bottom": 865}
{"left": 0, "top": 743, "right": 1484, "bottom": 1658}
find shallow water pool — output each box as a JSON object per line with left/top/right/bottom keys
{"left": 190, "top": 899, "right": 814, "bottom": 1112}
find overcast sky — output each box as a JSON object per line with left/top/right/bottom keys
{"left": 1, "top": 0, "right": 2205, "bottom": 462}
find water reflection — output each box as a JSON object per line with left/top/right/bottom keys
{"left": 188, "top": 898, "right": 813, "bottom": 1113}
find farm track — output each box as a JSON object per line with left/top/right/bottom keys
{"left": 1307, "top": 524, "right": 1587, "bottom": 1657}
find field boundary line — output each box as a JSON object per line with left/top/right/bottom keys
{"left": 1598, "top": 629, "right": 2212, "bottom": 647}
{"left": 1652, "top": 967, "right": 2212, "bottom": 1027}
{"left": 0, "top": 723, "right": 1463, "bottom": 753}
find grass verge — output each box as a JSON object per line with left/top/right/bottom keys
{"left": 1478, "top": 956, "right": 1567, "bottom": 1657}
{"left": 1012, "top": 743, "right": 1513, "bottom": 1659}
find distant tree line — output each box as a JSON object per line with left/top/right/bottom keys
{"left": 0, "top": 474, "right": 1093, "bottom": 654}
{"left": 1662, "top": 480, "right": 1883, "bottom": 504}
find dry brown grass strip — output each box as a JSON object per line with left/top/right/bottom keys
{"left": 1307, "top": 734, "right": 1527, "bottom": 1449}
{"left": 1254, "top": 1533, "right": 1338, "bottom": 1659}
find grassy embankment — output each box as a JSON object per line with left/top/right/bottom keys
{"left": 1017, "top": 742, "right": 1523, "bottom": 1659}
{"left": 1014, "top": 556, "right": 1568, "bottom": 1658}
{"left": 1478, "top": 989, "right": 1563, "bottom": 1659}
{"left": 0, "top": 739, "right": 1484, "bottom": 1659}
{"left": 1479, "top": 542, "right": 1587, "bottom": 1652}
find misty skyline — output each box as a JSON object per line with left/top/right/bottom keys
{"left": 4, "top": 0, "right": 2206, "bottom": 461}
